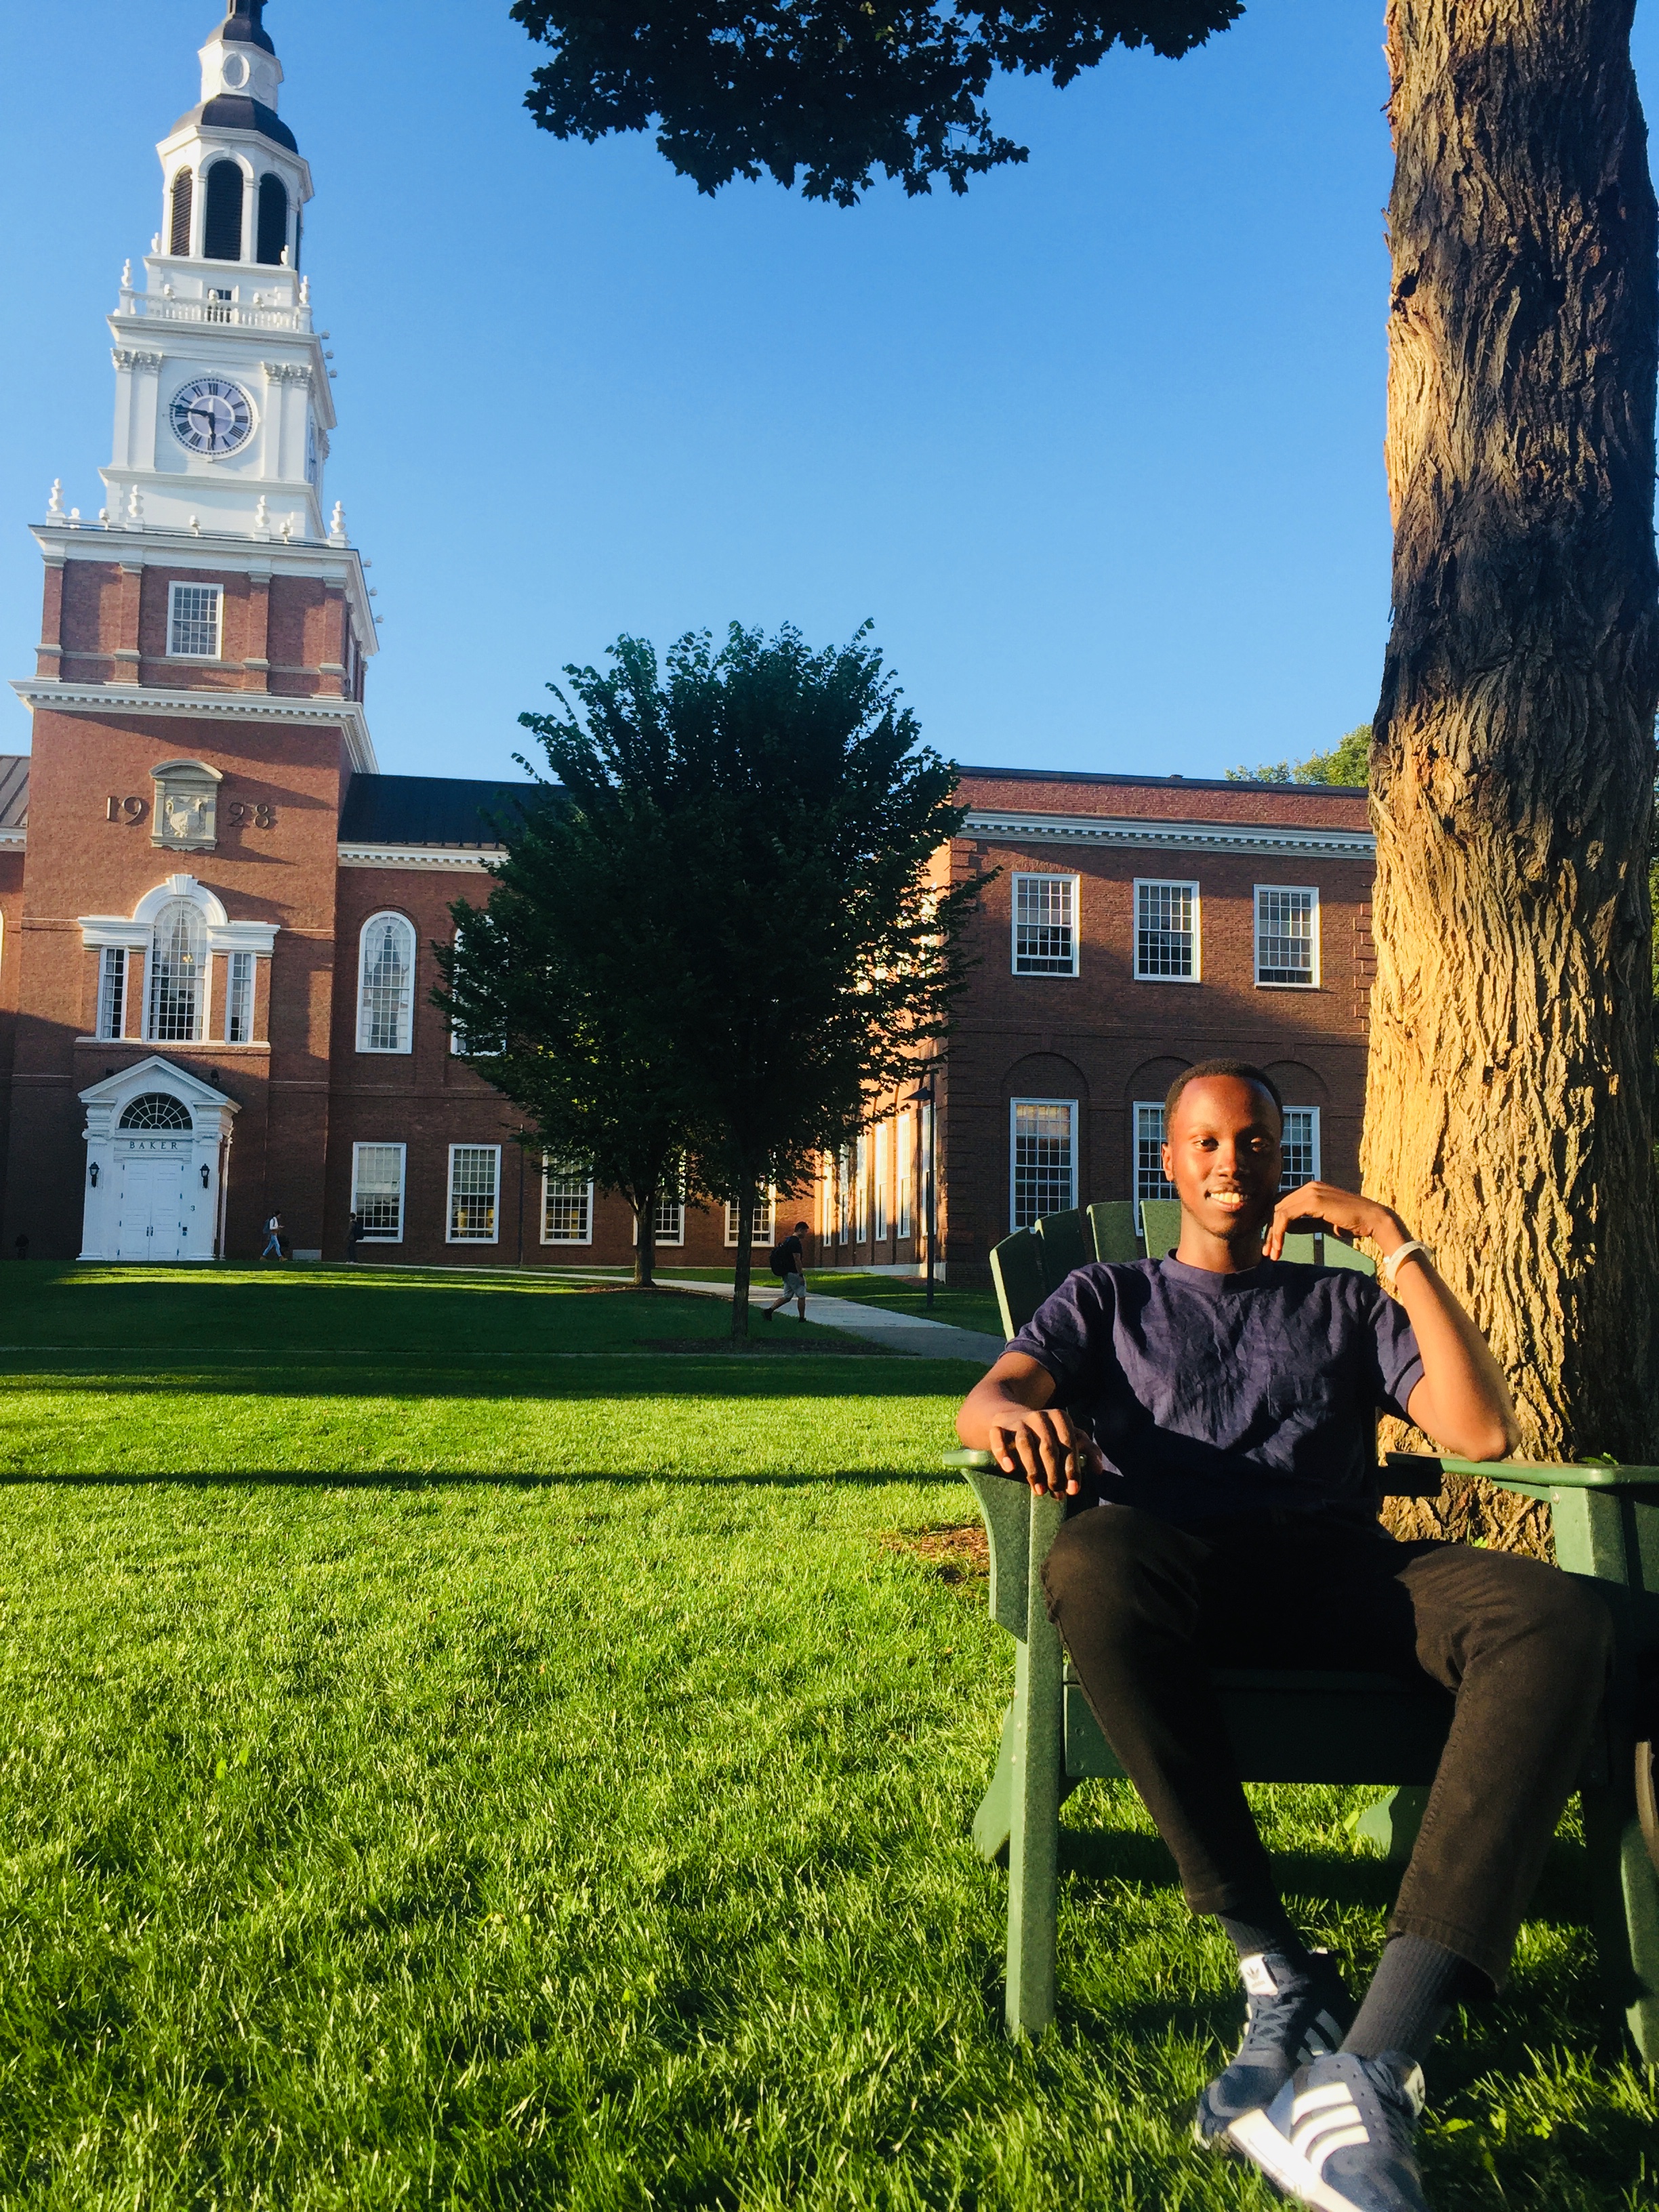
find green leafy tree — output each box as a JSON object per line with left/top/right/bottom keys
{"left": 508, "top": 0, "right": 1659, "bottom": 1493}
{"left": 1224, "top": 724, "right": 1372, "bottom": 788}
{"left": 436, "top": 798, "right": 699, "bottom": 1288}
{"left": 455, "top": 622, "right": 980, "bottom": 1338}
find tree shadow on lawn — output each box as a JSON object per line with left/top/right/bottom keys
{"left": 0, "top": 1466, "right": 956, "bottom": 1490}
{"left": 0, "top": 1357, "right": 981, "bottom": 1402}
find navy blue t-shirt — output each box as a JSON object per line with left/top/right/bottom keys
{"left": 1007, "top": 1256, "right": 1425, "bottom": 1526}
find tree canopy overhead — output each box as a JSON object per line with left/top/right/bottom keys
{"left": 508, "top": 0, "right": 1242, "bottom": 202}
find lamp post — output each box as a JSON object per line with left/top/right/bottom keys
{"left": 906, "top": 1065, "right": 939, "bottom": 1310}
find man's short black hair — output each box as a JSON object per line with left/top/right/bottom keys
{"left": 1164, "top": 1058, "right": 1284, "bottom": 1130}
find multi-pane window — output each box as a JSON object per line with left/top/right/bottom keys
{"left": 352, "top": 1143, "right": 406, "bottom": 1241}
{"left": 167, "top": 582, "right": 222, "bottom": 659}
{"left": 836, "top": 1147, "right": 852, "bottom": 1243}
{"left": 874, "top": 1124, "right": 888, "bottom": 1242}
{"left": 653, "top": 1166, "right": 685, "bottom": 1246}
{"left": 1132, "top": 1102, "right": 1176, "bottom": 1231}
{"left": 449, "top": 1145, "right": 500, "bottom": 1242}
{"left": 1134, "top": 878, "right": 1200, "bottom": 981}
{"left": 358, "top": 913, "right": 415, "bottom": 1053}
{"left": 1255, "top": 886, "right": 1319, "bottom": 987}
{"left": 147, "top": 897, "right": 206, "bottom": 1042}
{"left": 1010, "top": 1099, "right": 1076, "bottom": 1231}
{"left": 1279, "top": 1106, "right": 1320, "bottom": 1191}
{"left": 724, "top": 1194, "right": 776, "bottom": 1246}
{"left": 96, "top": 948, "right": 127, "bottom": 1042}
{"left": 1013, "top": 873, "right": 1079, "bottom": 976}
{"left": 224, "top": 951, "right": 254, "bottom": 1043}
{"left": 897, "top": 1113, "right": 914, "bottom": 1238}
{"left": 449, "top": 926, "right": 503, "bottom": 1054}
{"left": 855, "top": 1134, "right": 869, "bottom": 1243}
{"left": 541, "top": 1166, "right": 593, "bottom": 1244}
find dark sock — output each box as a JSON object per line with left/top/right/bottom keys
{"left": 1343, "top": 1933, "right": 1487, "bottom": 2064}
{"left": 1216, "top": 1907, "right": 1311, "bottom": 1972}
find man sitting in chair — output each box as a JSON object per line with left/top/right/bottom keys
{"left": 954, "top": 1059, "right": 1610, "bottom": 2212}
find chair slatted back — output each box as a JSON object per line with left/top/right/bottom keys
{"left": 1033, "top": 1208, "right": 1090, "bottom": 1284}
{"left": 989, "top": 1229, "right": 1047, "bottom": 1339}
{"left": 1278, "top": 1231, "right": 1319, "bottom": 1266}
{"left": 1320, "top": 1236, "right": 1376, "bottom": 1277}
{"left": 1139, "top": 1197, "right": 1183, "bottom": 1258}
{"left": 1086, "top": 1200, "right": 1141, "bottom": 1263}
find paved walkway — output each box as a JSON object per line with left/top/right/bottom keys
{"left": 666, "top": 1276, "right": 1005, "bottom": 1366}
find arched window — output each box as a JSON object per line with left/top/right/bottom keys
{"left": 119, "top": 1094, "right": 192, "bottom": 1132}
{"left": 203, "top": 161, "right": 245, "bottom": 262}
{"left": 255, "top": 173, "right": 287, "bottom": 266}
{"left": 148, "top": 898, "right": 208, "bottom": 1042}
{"left": 358, "top": 913, "right": 415, "bottom": 1053}
{"left": 169, "top": 167, "right": 194, "bottom": 257}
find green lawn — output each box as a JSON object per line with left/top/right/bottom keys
{"left": 0, "top": 1266, "right": 1650, "bottom": 2209}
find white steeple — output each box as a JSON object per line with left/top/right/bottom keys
{"left": 100, "top": 0, "right": 336, "bottom": 548}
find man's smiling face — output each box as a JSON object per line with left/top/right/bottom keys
{"left": 1162, "top": 1073, "right": 1284, "bottom": 1255}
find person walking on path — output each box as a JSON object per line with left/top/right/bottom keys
{"left": 261, "top": 1211, "right": 285, "bottom": 1261}
{"left": 954, "top": 1059, "right": 1610, "bottom": 2212}
{"left": 762, "top": 1221, "right": 811, "bottom": 1320}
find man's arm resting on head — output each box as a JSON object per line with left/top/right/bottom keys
{"left": 1267, "top": 1181, "right": 1520, "bottom": 1461}
{"left": 956, "top": 1353, "right": 1107, "bottom": 1498}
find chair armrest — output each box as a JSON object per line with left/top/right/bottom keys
{"left": 1386, "top": 1450, "right": 1659, "bottom": 1502}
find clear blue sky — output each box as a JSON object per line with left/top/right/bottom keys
{"left": 4, "top": 3, "right": 1658, "bottom": 784}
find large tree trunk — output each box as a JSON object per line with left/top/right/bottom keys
{"left": 634, "top": 1191, "right": 657, "bottom": 1288}
{"left": 1368, "top": 0, "right": 1659, "bottom": 1551}
{"left": 730, "top": 1182, "right": 754, "bottom": 1343}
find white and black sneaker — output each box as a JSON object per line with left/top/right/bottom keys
{"left": 1227, "top": 2049, "right": 1430, "bottom": 2211}
{"left": 1193, "top": 1948, "right": 1353, "bottom": 2148}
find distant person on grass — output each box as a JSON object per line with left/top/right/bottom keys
{"left": 261, "top": 1211, "right": 285, "bottom": 1261}
{"left": 955, "top": 1059, "right": 1610, "bottom": 2212}
{"left": 762, "top": 1221, "right": 811, "bottom": 1321}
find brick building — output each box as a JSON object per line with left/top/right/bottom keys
{"left": 0, "top": 1, "right": 1376, "bottom": 1275}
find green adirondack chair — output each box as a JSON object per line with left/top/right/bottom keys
{"left": 951, "top": 1204, "right": 1659, "bottom": 2057}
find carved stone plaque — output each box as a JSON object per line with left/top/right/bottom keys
{"left": 150, "top": 758, "right": 223, "bottom": 853}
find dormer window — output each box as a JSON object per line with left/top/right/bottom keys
{"left": 203, "top": 160, "right": 245, "bottom": 262}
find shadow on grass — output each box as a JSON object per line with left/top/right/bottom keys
{"left": 0, "top": 1467, "right": 954, "bottom": 1490}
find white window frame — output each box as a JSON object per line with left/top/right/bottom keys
{"left": 356, "top": 911, "right": 416, "bottom": 1055}
{"left": 855, "top": 1133, "right": 869, "bottom": 1243}
{"left": 146, "top": 894, "right": 210, "bottom": 1044}
{"left": 1279, "top": 1105, "right": 1322, "bottom": 1192}
{"left": 1009, "top": 1097, "right": 1078, "bottom": 1232}
{"left": 449, "top": 924, "right": 503, "bottom": 1054}
{"left": 724, "top": 1193, "right": 777, "bottom": 1247}
{"left": 873, "top": 1124, "right": 888, "bottom": 1242}
{"left": 96, "top": 947, "right": 127, "bottom": 1041}
{"left": 224, "top": 949, "right": 255, "bottom": 1043}
{"left": 541, "top": 1163, "right": 594, "bottom": 1246}
{"left": 652, "top": 1167, "right": 685, "bottom": 1247}
{"left": 1011, "top": 870, "right": 1080, "bottom": 977}
{"left": 167, "top": 581, "right": 223, "bottom": 660}
{"left": 1132, "top": 877, "right": 1202, "bottom": 984}
{"left": 835, "top": 1147, "right": 852, "bottom": 1244}
{"left": 447, "top": 1143, "right": 501, "bottom": 1244}
{"left": 1254, "top": 884, "right": 1321, "bottom": 989}
{"left": 351, "top": 1142, "right": 407, "bottom": 1243}
{"left": 1131, "top": 1100, "right": 1176, "bottom": 1232}
{"left": 897, "top": 1113, "right": 914, "bottom": 1239}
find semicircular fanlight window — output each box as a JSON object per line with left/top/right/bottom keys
{"left": 118, "top": 1093, "right": 192, "bottom": 1132}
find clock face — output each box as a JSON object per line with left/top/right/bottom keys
{"left": 169, "top": 377, "right": 254, "bottom": 458}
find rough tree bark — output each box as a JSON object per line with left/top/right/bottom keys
{"left": 1368, "top": 0, "right": 1659, "bottom": 1552}
{"left": 730, "top": 1181, "right": 756, "bottom": 1343}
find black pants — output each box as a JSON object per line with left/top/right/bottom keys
{"left": 1040, "top": 1504, "right": 1613, "bottom": 1988}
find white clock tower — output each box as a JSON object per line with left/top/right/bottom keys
{"left": 102, "top": 0, "right": 334, "bottom": 546}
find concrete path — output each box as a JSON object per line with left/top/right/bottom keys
{"left": 665, "top": 1275, "right": 1005, "bottom": 1366}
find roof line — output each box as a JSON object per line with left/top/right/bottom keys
{"left": 954, "top": 762, "right": 1368, "bottom": 797}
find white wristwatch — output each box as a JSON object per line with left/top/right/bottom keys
{"left": 1379, "top": 1238, "right": 1429, "bottom": 1296}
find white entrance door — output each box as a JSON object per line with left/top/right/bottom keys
{"left": 115, "top": 1148, "right": 189, "bottom": 1261}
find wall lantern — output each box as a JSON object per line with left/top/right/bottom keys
{"left": 88, "top": 1162, "right": 99, "bottom": 1188}
{"left": 200, "top": 1164, "right": 211, "bottom": 1189}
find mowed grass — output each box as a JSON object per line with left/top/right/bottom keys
{"left": 0, "top": 1268, "right": 1650, "bottom": 2209}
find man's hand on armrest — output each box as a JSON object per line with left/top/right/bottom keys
{"left": 956, "top": 1352, "right": 1106, "bottom": 1498}
{"left": 1267, "top": 1179, "right": 1521, "bottom": 1462}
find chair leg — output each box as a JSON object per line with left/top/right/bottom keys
{"left": 1005, "top": 1502, "right": 1066, "bottom": 2038}
{"left": 1584, "top": 1782, "right": 1659, "bottom": 2062}
{"left": 1355, "top": 1785, "right": 1429, "bottom": 1862}
{"left": 972, "top": 1701, "right": 1016, "bottom": 1864}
